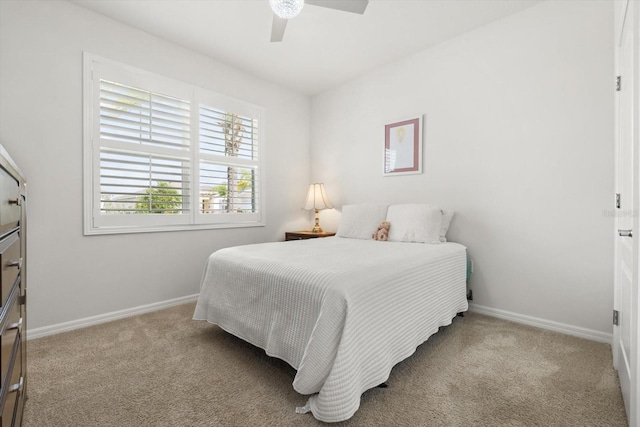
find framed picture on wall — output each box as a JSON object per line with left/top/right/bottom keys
{"left": 383, "top": 116, "right": 423, "bottom": 176}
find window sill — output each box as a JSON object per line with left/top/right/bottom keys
{"left": 83, "top": 221, "right": 266, "bottom": 236}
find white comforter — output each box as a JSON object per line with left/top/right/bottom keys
{"left": 193, "top": 237, "right": 468, "bottom": 422}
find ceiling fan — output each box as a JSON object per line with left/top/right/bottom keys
{"left": 269, "top": 0, "right": 369, "bottom": 42}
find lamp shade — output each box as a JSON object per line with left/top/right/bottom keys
{"left": 303, "top": 183, "right": 333, "bottom": 211}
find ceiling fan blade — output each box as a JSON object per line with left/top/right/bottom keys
{"left": 305, "top": 0, "right": 369, "bottom": 14}
{"left": 271, "top": 14, "right": 288, "bottom": 42}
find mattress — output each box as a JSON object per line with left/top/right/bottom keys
{"left": 193, "top": 236, "right": 468, "bottom": 422}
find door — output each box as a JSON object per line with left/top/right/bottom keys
{"left": 613, "top": 1, "right": 638, "bottom": 426}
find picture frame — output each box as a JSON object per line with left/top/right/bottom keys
{"left": 383, "top": 116, "right": 423, "bottom": 176}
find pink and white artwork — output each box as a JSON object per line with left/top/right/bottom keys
{"left": 384, "top": 116, "right": 422, "bottom": 176}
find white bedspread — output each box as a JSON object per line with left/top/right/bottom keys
{"left": 193, "top": 237, "right": 468, "bottom": 422}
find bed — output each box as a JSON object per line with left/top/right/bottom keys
{"left": 194, "top": 203, "right": 468, "bottom": 422}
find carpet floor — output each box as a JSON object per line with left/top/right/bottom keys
{"left": 23, "top": 303, "right": 627, "bottom": 426}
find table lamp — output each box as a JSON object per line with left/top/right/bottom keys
{"left": 303, "top": 183, "right": 333, "bottom": 233}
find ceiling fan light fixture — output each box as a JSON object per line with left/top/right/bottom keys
{"left": 269, "top": 0, "right": 304, "bottom": 19}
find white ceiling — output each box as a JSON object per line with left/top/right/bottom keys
{"left": 70, "top": 0, "right": 543, "bottom": 95}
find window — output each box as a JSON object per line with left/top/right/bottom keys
{"left": 83, "top": 53, "right": 264, "bottom": 234}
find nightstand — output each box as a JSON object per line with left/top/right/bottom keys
{"left": 285, "top": 231, "right": 336, "bottom": 241}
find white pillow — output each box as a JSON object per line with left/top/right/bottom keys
{"left": 336, "top": 204, "right": 389, "bottom": 239}
{"left": 440, "top": 210, "right": 455, "bottom": 242}
{"left": 386, "top": 204, "right": 443, "bottom": 244}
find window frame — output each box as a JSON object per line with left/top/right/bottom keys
{"left": 83, "top": 53, "right": 266, "bottom": 235}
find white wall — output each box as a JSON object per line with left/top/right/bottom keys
{"left": 0, "top": 0, "right": 311, "bottom": 330}
{"left": 311, "top": 1, "right": 615, "bottom": 335}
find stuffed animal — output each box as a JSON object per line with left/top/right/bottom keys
{"left": 373, "top": 221, "right": 390, "bottom": 241}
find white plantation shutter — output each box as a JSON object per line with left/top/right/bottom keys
{"left": 84, "top": 54, "right": 265, "bottom": 234}
{"left": 98, "top": 80, "right": 191, "bottom": 218}
{"left": 197, "top": 105, "right": 260, "bottom": 223}
{"left": 199, "top": 107, "right": 258, "bottom": 159}
{"left": 99, "top": 80, "right": 191, "bottom": 150}
{"left": 99, "top": 149, "right": 190, "bottom": 214}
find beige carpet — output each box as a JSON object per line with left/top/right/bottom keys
{"left": 23, "top": 303, "right": 627, "bottom": 426}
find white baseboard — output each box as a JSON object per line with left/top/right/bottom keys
{"left": 27, "top": 294, "right": 199, "bottom": 340}
{"left": 468, "top": 303, "right": 612, "bottom": 344}
{"left": 27, "top": 297, "right": 611, "bottom": 344}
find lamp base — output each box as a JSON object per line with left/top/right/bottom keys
{"left": 312, "top": 209, "right": 323, "bottom": 233}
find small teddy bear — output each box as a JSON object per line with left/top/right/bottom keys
{"left": 373, "top": 221, "right": 391, "bottom": 241}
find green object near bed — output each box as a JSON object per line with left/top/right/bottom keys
{"left": 466, "top": 250, "right": 472, "bottom": 283}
